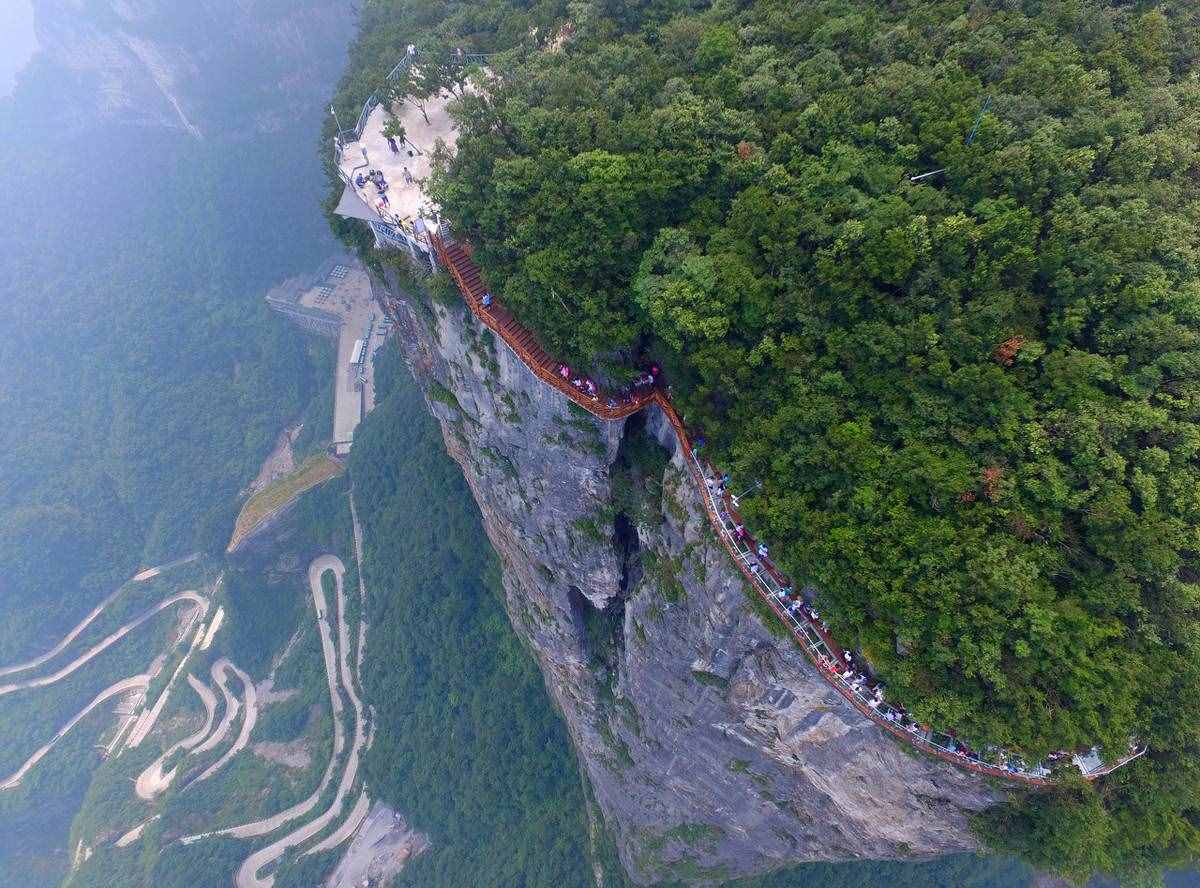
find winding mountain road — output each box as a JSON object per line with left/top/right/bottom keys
{"left": 0, "top": 589, "right": 124, "bottom": 679}
{"left": 0, "top": 592, "right": 208, "bottom": 699}
{"left": 191, "top": 661, "right": 257, "bottom": 785}
{"left": 304, "top": 789, "right": 369, "bottom": 856}
{"left": 114, "top": 814, "right": 160, "bottom": 848}
{"left": 236, "top": 690, "right": 365, "bottom": 888}
{"left": 181, "top": 556, "right": 352, "bottom": 845}
{"left": 0, "top": 554, "right": 201, "bottom": 679}
{"left": 190, "top": 658, "right": 241, "bottom": 759}
{"left": 126, "top": 602, "right": 213, "bottom": 751}
{"left": 135, "top": 674, "right": 218, "bottom": 800}
{"left": 233, "top": 555, "right": 368, "bottom": 887}
{"left": 331, "top": 556, "right": 365, "bottom": 753}
{"left": 0, "top": 675, "right": 151, "bottom": 790}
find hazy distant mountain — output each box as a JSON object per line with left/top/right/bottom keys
{"left": 25, "top": 0, "right": 354, "bottom": 135}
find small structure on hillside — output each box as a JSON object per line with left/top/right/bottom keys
{"left": 266, "top": 257, "right": 385, "bottom": 456}
{"left": 265, "top": 257, "right": 355, "bottom": 337}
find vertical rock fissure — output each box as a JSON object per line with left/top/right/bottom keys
{"left": 380, "top": 279, "right": 1002, "bottom": 881}
{"left": 614, "top": 512, "right": 640, "bottom": 597}
{"left": 570, "top": 584, "right": 626, "bottom": 685}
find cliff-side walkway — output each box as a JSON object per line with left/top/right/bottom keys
{"left": 332, "top": 48, "right": 1143, "bottom": 784}
{"left": 428, "top": 230, "right": 1145, "bottom": 786}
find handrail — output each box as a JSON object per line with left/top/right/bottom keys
{"left": 432, "top": 233, "right": 656, "bottom": 419}
{"left": 422, "top": 229, "right": 1147, "bottom": 786}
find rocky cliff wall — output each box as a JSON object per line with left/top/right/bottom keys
{"left": 382, "top": 276, "right": 1003, "bottom": 885}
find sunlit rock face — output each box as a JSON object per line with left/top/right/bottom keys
{"left": 28, "top": 0, "right": 353, "bottom": 134}
{"left": 381, "top": 272, "right": 1002, "bottom": 885}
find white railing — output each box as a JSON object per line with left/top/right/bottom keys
{"left": 685, "top": 445, "right": 1144, "bottom": 783}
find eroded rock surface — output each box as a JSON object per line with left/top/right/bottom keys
{"left": 381, "top": 275, "right": 1001, "bottom": 884}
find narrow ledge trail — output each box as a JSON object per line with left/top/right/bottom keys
{"left": 424, "top": 229, "right": 1145, "bottom": 785}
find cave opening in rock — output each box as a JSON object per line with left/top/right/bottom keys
{"left": 611, "top": 411, "right": 671, "bottom": 595}
{"left": 568, "top": 584, "right": 626, "bottom": 679}
{"left": 566, "top": 416, "right": 673, "bottom": 683}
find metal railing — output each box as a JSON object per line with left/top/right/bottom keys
{"left": 347, "top": 60, "right": 1149, "bottom": 787}
{"left": 422, "top": 226, "right": 1148, "bottom": 786}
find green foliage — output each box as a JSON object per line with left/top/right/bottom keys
{"left": 426, "top": 270, "right": 462, "bottom": 308}
{"left": 978, "top": 782, "right": 1114, "bottom": 886}
{"left": 412, "top": 0, "right": 1200, "bottom": 880}
{"left": 642, "top": 550, "right": 685, "bottom": 604}
{"left": 611, "top": 419, "right": 670, "bottom": 528}
{"left": 290, "top": 338, "right": 338, "bottom": 460}
{"left": 347, "top": 341, "right": 595, "bottom": 887}
{"left": 572, "top": 514, "right": 611, "bottom": 543}
{"left": 427, "top": 379, "right": 463, "bottom": 411}
{"left": 381, "top": 115, "right": 407, "bottom": 144}
{"left": 222, "top": 567, "right": 309, "bottom": 676}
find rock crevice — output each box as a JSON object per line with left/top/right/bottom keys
{"left": 382, "top": 278, "right": 1000, "bottom": 884}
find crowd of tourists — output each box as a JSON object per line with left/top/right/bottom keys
{"left": 553, "top": 362, "right": 660, "bottom": 409}
{"left": 697, "top": 457, "right": 1055, "bottom": 777}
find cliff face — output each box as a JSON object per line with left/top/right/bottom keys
{"left": 384, "top": 277, "right": 1002, "bottom": 884}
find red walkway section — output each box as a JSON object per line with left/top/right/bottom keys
{"left": 434, "top": 236, "right": 655, "bottom": 420}
{"left": 428, "top": 231, "right": 1144, "bottom": 786}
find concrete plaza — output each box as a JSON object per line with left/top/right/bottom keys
{"left": 336, "top": 79, "right": 466, "bottom": 234}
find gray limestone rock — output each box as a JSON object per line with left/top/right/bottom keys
{"left": 379, "top": 275, "right": 1003, "bottom": 885}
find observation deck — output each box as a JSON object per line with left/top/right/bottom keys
{"left": 332, "top": 51, "right": 480, "bottom": 265}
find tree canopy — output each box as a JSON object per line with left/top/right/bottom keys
{"left": 332, "top": 0, "right": 1200, "bottom": 881}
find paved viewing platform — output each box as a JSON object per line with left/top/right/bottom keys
{"left": 349, "top": 49, "right": 1146, "bottom": 785}
{"left": 333, "top": 57, "right": 475, "bottom": 254}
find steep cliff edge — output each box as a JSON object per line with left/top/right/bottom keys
{"left": 381, "top": 275, "right": 1002, "bottom": 884}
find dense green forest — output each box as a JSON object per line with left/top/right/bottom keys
{"left": 349, "top": 342, "right": 597, "bottom": 886}
{"left": 330, "top": 0, "right": 1200, "bottom": 882}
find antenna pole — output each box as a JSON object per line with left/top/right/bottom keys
{"left": 965, "top": 96, "right": 993, "bottom": 146}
